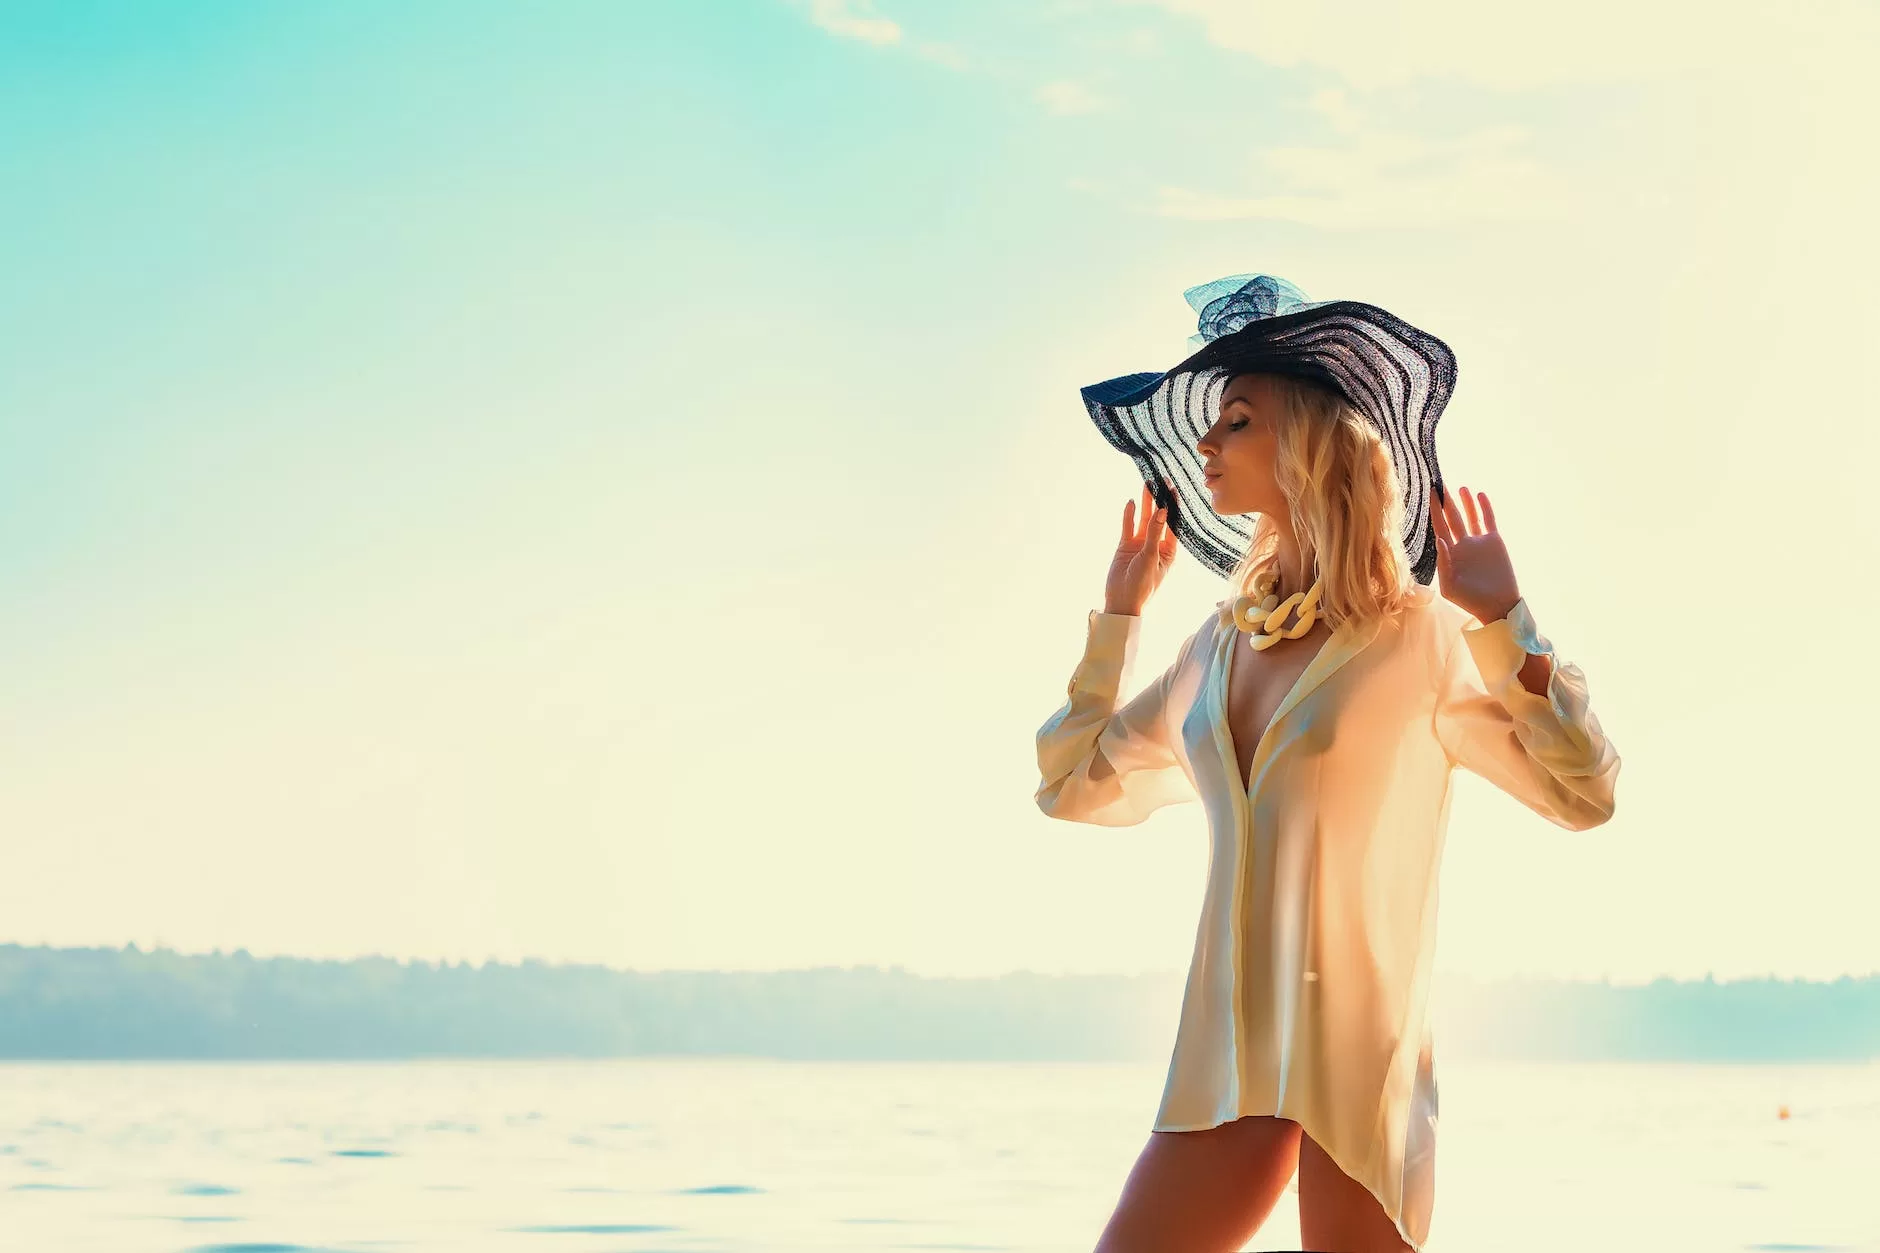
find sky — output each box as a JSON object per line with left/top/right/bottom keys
{"left": 2, "top": 0, "right": 1877, "bottom": 985}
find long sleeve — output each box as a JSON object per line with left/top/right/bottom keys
{"left": 1034, "top": 610, "right": 1201, "bottom": 827}
{"left": 1432, "top": 598, "right": 1621, "bottom": 831}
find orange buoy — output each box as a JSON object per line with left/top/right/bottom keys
{"left": 1777, "top": 1105, "right": 1790, "bottom": 1120}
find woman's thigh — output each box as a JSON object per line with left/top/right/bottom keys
{"left": 1295, "top": 1130, "right": 1418, "bottom": 1253}
{"left": 1092, "top": 1115, "right": 1303, "bottom": 1253}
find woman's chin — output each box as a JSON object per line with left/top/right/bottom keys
{"left": 1206, "top": 484, "right": 1251, "bottom": 516}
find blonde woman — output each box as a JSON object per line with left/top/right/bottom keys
{"left": 1035, "top": 276, "right": 1621, "bottom": 1253}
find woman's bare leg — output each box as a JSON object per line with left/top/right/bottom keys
{"left": 1092, "top": 1115, "right": 1303, "bottom": 1253}
{"left": 1295, "top": 1130, "right": 1417, "bottom": 1252}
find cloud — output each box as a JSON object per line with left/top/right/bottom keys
{"left": 798, "top": 1, "right": 972, "bottom": 70}
{"left": 1036, "top": 80, "right": 1106, "bottom": 116}
{"left": 807, "top": 0, "right": 901, "bottom": 46}
{"left": 1307, "top": 87, "right": 1362, "bottom": 137}
{"left": 913, "top": 41, "right": 970, "bottom": 71}
{"left": 1155, "top": 96, "right": 1576, "bottom": 229}
{"left": 1138, "top": 0, "right": 1879, "bottom": 90}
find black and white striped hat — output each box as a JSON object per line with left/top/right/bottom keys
{"left": 1080, "top": 274, "right": 1458, "bottom": 585}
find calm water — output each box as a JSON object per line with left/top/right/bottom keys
{"left": 3, "top": 1057, "right": 1877, "bottom": 1252}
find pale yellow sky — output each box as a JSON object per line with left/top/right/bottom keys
{"left": 4, "top": 2, "right": 1875, "bottom": 983}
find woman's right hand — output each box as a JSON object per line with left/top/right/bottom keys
{"left": 1104, "top": 483, "right": 1179, "bottom": 616}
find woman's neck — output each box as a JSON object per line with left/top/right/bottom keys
{"left": 1270, "top": 531, "right": 1315, "bottom": 598}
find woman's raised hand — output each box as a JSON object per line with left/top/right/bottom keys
{"left": 1104, "top": 483, "right": 1180, "bottom": 616}
{"left": 1429, "top": 484, "right": 1522, "bottom": 624}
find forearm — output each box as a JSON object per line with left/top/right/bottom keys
{"left": 1438, "top": 595, "right": 1621, "bottom": 830}
{"left": 1471, "top": 594, "right": 1552, "bottom": 699}
{"left": 1515, "top": 650, "right": 1554, "bottom": 698}
{"left": 1035, "top": 610, "right": 1195, "bottom": 826}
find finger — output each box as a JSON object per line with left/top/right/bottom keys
{"left": 1140, "top": 483, "right": 1154, "bottom": 541}
{"left": 1429, "top": 486, "right": 1453, "bottom": 547}
{"left": 1121, "top": 498, "right": 1135, "bottom": 544}
{"left": 1479, "top": 491, "right": 1498, "bottom": 533}
{"left": 1146, "top": 500, "right": 1167, "bottom": 551}
{"left": 1431, "top": 498, "right": 1453, "bottom": 574}
{"left": 1441, "top": 484, "right": 1469, "bottom": 543}
{"left": 1460, "top": 486, "right": 1482, "bottom": 535}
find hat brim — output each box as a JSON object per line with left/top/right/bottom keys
{"left": 1080, "top": 299, "right": 1456, "bottom": 586}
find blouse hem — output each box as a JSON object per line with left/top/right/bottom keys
{"left": 1148, "top": 1105, "right": 1427, "bottom": 1252}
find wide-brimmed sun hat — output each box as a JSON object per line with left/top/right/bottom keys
{"left": 1080, "top": 273, "right": 1458, "bottom": 585}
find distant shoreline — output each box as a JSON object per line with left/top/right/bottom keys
{"left": 2, "top": 944, "right": 1875, "bottom": 1064}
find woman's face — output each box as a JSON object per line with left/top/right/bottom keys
{"left": 1195, "top": 373, "right": 1286, "bottom": 518}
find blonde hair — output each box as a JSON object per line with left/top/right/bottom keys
{"left": 1226, "top": 372, "right": 1418, "bottom": 629}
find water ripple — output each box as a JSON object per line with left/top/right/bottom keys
{"left": 184, "top": 1244, "right": 365, "bottom": 1253}
{"left": 508, "top": 1223, "right": 678, "bottom": 1235}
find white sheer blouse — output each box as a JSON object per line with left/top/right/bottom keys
{"left": 1034, "top": 581, "right": 1621, "bottom": 1251}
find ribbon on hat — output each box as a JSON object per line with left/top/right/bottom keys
{"left": 1185, "top": 274, "right": 1320, "bottom": 348}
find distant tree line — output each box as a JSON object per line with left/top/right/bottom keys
{"left": 1435, "top": 971, "right": 1880, "bottom": 1061}
{"left": 0, "top": 943, "right": 1874, "bottom": 1062}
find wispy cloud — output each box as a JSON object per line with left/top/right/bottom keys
{"left": 1140, "top": 0, "right": 1878, "bottom": 90}
{"left": 799, "top": 0, "right": 974, "bottom": 71}
{"left": 914, "top": 41, "right": 970, "bottom": 71}
{"left": 1035, "top": 80, "right": 1105, "bottom": 116}
{"left": 807, "top": 0, "right": 901, "bottom": 47}
{"left": 1306, "top": 86, "right": 1362, "bottom": 137}
{"left": 1155, "top": 92, "right": 1573, "bottom": 229}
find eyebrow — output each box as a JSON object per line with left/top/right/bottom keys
{"left": 1223, "top": 395, "right": 1256, "bottom": 411}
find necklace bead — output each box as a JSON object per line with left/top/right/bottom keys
{"left": 1227, "top": 575, "right": 1324, "bottom": 650}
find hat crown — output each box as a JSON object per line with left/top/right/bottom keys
{"left": 1183, "top": 274, "right": 1322, "bottom": 347}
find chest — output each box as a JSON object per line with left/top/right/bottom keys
{"left": 1222, "top": 623, "right": 1333, "bottom": 791}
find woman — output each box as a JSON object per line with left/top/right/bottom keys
{"left": 1034, "top": 276, "right": 1621, "bottom": 1253}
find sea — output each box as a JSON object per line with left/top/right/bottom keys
{"left": 3, "top": 1057, "right": 1876, "bottom": 1253}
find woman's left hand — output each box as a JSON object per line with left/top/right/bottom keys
{"left": 1429, "top": 485, "right": 1522, "bottom": 624}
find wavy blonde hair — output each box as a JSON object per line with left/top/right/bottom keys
{"left": 1226, "top": 372, "right": 1418, "bottom": 629}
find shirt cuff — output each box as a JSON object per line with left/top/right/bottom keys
{"left": 1460, "top": 597, "right": 1565, "bottom": 722}
{"left": 1067, "top": 610, "right": 1141, "bottom": 700}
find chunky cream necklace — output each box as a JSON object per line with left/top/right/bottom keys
{"left": 1228, "top": 572, "right": 1325, "bottom": 651}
